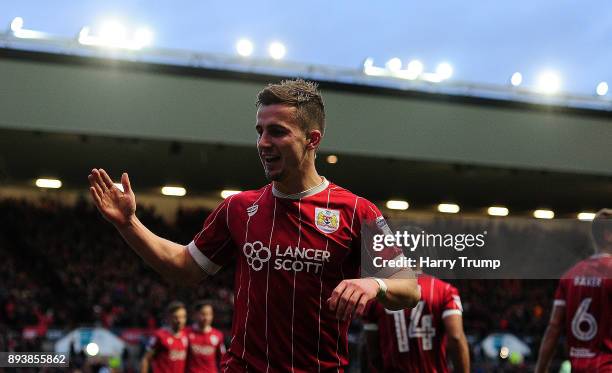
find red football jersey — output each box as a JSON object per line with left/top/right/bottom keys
{"left": 554, "top": 253, "right": 612, "bottom": 372}
{"left": 188, "top": 179, "right": 386, "bottom": 372}
{"left": 147, "top": 327, "right": 188, "bottom": 373}
{"left": 364, "top": 275, "right": 463, "bottom": 373}
{"left": 185, "top": 325, "right": 226, "bottom": 373}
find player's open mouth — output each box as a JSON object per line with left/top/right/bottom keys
{"left": 263, "top": 155, "right": 281, "bottom": 163}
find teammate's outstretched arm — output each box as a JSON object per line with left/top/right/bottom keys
{"left": 534, "top": 305, "right": 565, "bottom": 373}
{"left": 444, "top": 314, "right": 470, "bottom": 373}
{"left": 140, "top": 350, "right": 154, "bottom": 373}
{"left": 88, "top": 168, "right": 204, "bottom": 285}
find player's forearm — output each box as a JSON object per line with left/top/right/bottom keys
{"left": 140, "top": 357, "right": 150, "bottom": 373}
{"left": 379, "top": 278, "right": 420, "bottom": 310}
{"left": 447, "top": 333, "right": 470, "bottom": 373}
{"left": 116, "top": 215, "right": 201, "bottom": 285}
{"left": 534, "top": 323, "right": 561, "bottom": 373}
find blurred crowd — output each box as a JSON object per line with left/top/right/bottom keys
{"left": 0, "top": 197, "right": 233, "bottom": 353}
{"left": 0, "top": 197, "right": 589, "bottom": 371}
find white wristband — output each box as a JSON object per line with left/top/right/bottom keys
{"left": 372, "top": 277, "right": 388, "bottom": 299}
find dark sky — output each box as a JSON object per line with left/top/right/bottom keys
{"left": 2, "top": 0, "right": 611, "bottom": 95}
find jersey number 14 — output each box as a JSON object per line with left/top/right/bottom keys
{"left": 386, "top": 301, "right": 436, "bottom": 352}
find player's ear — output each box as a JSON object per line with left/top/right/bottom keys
{"left": 306, "top": 129, "right": 322, "bottom": 150}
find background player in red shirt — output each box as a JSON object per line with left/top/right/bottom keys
{"left": 364, "top": 274, "right": 470, "bottom": 372}
{"left": 535, "top": 208, "right": 612, "bottom": 373}
{"left": 185, "top": 301, "right": 226, "bottom": 373}
{"left": 141, "top": 301, "right": 189, "bottom": 373}
{"left": 88, "top": 79, "right": 420, "bottom": 372}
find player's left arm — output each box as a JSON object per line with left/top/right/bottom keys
{"left": 444, "top": 314, "right": 470, "bottom": 373}
{"left": 534, "top": 304, "right": 565, "bottom": 373}
{"left": 328, "top": 275, "right": 419, "bottom": 321}
{"left": 140, "top": 349, "right": 155, "bottom": 373}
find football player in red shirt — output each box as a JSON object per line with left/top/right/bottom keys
{"left": 185, "top": 301, "right": 226, "bottom": 373}
{"left": 141, "top": 301, "right": 189, "bottom": 373}
{"left": 535, "top": 208, "right": 612, "bottom": 373}
{"left": 364, "top": 274, "right": 470, "bottom": 372}
{"left": 89, "top": 79, "right": 420, "bottom": 372}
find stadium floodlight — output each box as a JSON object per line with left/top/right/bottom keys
{"left": 99, "top": 20, "right": 127, "bottom": 45}
{"left": 221, "top": 190, "right": 241, "bottom": 199}
{"left": 36, "top": 178, "right": 62, "bottom": 189}
{"left": 236, "top": 39, "right": 254, "bottom": 57}
{"left": 438, "top": 203, "right": 460, "bottom": 214}
{"left": 499, "top": 346, "right": 510, "bottom": 359}
{"left": 78, "top": 21, "right": 154, "bottom": 50}
{"left": 10, "top": 17, "right": 24, "bottom": 32}
{"left": 161, "top": 186, "right": 186, "bottom": 197}
{"left": 533, "top": 209, "right": 554, "bottom": 219}
{"left": 268, "top": 42, "right": 286, "bottom": 60}
{"left": 85, "top": 342, "right": 99, "bottom": 357}
{"left": 363, "top": 58, "right": 385, "bottom": 76}
{"left": 577, "top": 212, "right": 596, "bottom": 221}
{"left": 487, "top": 206, "right": 508, "bottom": 217}
{"left": 386, "top": 200, "right": 409, "bottom": 210}
{"left": 133, "top": 27, "right": 154, "bottom": 48}
{"left": 406, "top": 60, "right": 424, "bottom": 79}
{"left": 385, "top": 58, "right": 402, "bottom": 72}
{"left": 596, "top": 81, "right": 609, "bottom": 96}
{"left": 9, "top": 17, "right": 46, "bottom": 39}
{"left": 510, "top": 72, "right": 523, "bottom": 87}
{"left": 435, "top": 62, "right": 453, "bottom": 80}
{"left": 535, "top": 71, "right": 561, "bottom": 94}
{"left": 113, "top": 183, "right": 124, "bottom": 192}
{"left": 78, "top": 26, "right": 90, "bottom": 42}
{"left": 326, "top": 155, "right": 338, "bottom": 164}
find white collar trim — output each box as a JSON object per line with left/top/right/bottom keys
{"left": 272, "top": 178, "right": 329, "bottom": 199}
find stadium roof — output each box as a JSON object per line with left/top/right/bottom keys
{"left": 1, "top": 33, "right": 611, "bottom": 113}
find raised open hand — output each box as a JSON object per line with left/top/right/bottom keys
{"left": 88, "top": 169, "right": 136, "bottom": 227}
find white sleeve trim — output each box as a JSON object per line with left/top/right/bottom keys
{"left": 363, "top": 323, "right": 379, "bottom": 331}
{"left": 188, "top": 241, "right": 221, "bottom": 275}
{"left": 553, "top": 299, "right": 566, "bottom": 307}
{"left": 442, "top": 309, "right": 462, "bottom": 318}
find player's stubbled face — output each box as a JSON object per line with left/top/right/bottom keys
{"left": 256, "top": 104, "right": 309, "bottom": 182}
{"left": 170, "top": 308, "right": 187, "bottom": 332}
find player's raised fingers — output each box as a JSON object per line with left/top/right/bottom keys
{"left": 328, "top": 281, "right": 347, "bottom": 311}
{"left": 121, "top": 172, "right": 132, "bottom": 194}
{"left": 89, "top": 187, "right": 102, "bottom": 206}
{"left": 99, "top": 169, "right": 115, "bottom": 190}
{"left": 89, "top": 173, "right": 105, "bottom": 196}
{"left": 92, "top": 169, "right": 109, "bottom": 192}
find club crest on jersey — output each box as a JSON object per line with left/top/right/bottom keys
{"left": 210, "top": 334, "right": 219, "bottom": 345}
{"left": 315, "top": 208, "right": 340, "bottom": 234}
